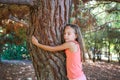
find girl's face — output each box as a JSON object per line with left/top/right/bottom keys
{"left": 64, "top": 26, "right": 77, "bottom": 42}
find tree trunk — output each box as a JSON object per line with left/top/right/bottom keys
{"left": 118, "top": 51, "right": 120, "bottom": 64}
{"left": 28, "top": 0, "right": 71, "bottom": 80}
{"left": 108, "top": 40, "right": 111, "bottom": 62}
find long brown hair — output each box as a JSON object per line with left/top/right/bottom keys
{"left": 63, "top": 24, "right": 85, "bottom": 61}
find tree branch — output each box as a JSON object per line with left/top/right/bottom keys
{"left": 85, "top": 20, "right": 120, "bottom": 33}
{"left": 9, "top": 14, "right": 29, "bottom": 27}
{"left": 0, "top": 0, "right": 34, "bottom": 6}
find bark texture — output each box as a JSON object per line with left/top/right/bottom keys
{"left": 28, "top": 0, "right": 71, "bottom": 80}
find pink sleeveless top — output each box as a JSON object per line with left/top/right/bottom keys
{"left": 65, "top": 41, "right": 83, "bottom": 79}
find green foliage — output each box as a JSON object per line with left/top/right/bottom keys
{"left": 0, "top": 25, "right": 29, "bottom": 60}
{"left": 2, "top": 42, "right": 29, "bottom": 60}
{"left": 108, "top": 29, "right": 120, "bottom": 39}
{"left": 83, "top": 1, "right": 120, "bottom": 60}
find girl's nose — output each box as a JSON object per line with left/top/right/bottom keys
{"left": 64, "top": 34, "right": 67, "bottom": 37}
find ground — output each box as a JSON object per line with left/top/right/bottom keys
{"left": 0, "top": 60, "right": 120, "bottom": 80}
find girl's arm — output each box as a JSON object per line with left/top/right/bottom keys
{"left": 32, "top": 36, "right": 71, "bottom": 52}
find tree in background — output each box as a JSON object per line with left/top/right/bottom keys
{"left": 84, "top": 1, "right": 120, "bottom": 62}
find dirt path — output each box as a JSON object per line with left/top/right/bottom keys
{"left": 83, "top": 60, "right": 120, "bottom": 80}
{"left": 0, "top": 60, "right": 120, "bottom": 80}
{"left": 0, "top": 60, "right": 36, "bottom": 80}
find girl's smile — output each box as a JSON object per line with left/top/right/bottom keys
{"left": 64, "top": 26, "right": 77, "bottom": 42}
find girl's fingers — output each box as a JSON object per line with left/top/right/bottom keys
{"left": 32, "top": 36, "right": 38, "bottom": 45}
{"left": 32, "top": 36, "right": 36, "bottom": 39}
{"left": 32, "top": 36, "right": 36, "bottom": 41}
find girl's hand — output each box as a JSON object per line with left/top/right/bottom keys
{"left": 32, "top": 36, "right": 39, "bottom": 46}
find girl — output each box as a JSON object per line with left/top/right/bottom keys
{"left": 32, "top": 24, "right": 86, "bottom": 80}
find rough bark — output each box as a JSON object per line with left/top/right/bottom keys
{"left": 28, "top": 0, "right": 71, "bottom": 80}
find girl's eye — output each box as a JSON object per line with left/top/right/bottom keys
{"left": 64, "top": 32, "right": 71, "bottom": 35}
{"left": 68, "top": 32, "right": 71, "bottom": 35}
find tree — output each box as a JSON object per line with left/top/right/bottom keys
{"left": 0, "top": 0, "right": 120, "bottom": 80}
{"left": 28, "top": 0, "right": 71, "bottom": 79}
